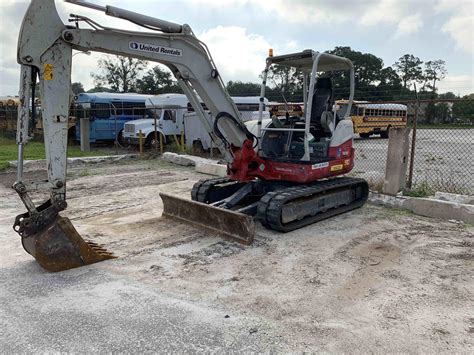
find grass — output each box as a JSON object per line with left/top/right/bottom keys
{"left": 403, "top": 181, "right": 434, "bottom": 197}
{"left": 0, "top": 136, "right": 110, "bottom": 171}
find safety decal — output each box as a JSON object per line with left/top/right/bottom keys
{"left": 43, "top": 63, "right": 53, "bottom": 80}
{"left": 330, "top": 164, "right": 343, "bottom": 172}
{"left": 312, "top": 162, "right": 329, "bottom": 170}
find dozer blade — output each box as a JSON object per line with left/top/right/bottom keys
{"left": 160, "top": 193, "right": 254, "bottom": 245}
{"left": 21, "top": 216, "right": 115, "bottom": 272}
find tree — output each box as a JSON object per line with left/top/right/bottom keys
{"left": 423, "top": 60, "right": 447, "bottom": 94}
{"left": 71, "top": 82, "right": 85, "bottom": 94}
{"left": 425, "top": 102, "right": 451, "bottom": 124}
{"left": 136, "top": 65, "right": 182, "bottom": 94}
{"left": 226, "top": 81, "right": 261, "bottom": 96}
{"left": 393, "top": 54, "right": 423, "bottom": 89}
{"left": 452, "top": 95, "right": 474, "bottom": 124}
{"left": 327, "top": 46, "right": 386, "bottom": 100}
{"left": 91, "top": 56, "right": 147, "bottom": 93}
{"left": 266, "top": 65, "right": 303, "bottom": 101}
{"left": 439, "top": 92, "right": 457, "bottom": 99}
{"left": 378, "top": 67, "right": 402, "bottom": 87}
{"left": 87, "top": 86, "right": 114, "bottom": 93}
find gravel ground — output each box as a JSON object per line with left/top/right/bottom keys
{"left": 0, "top": 159, "right": 473, "bottom": 352}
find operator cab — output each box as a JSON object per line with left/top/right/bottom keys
{"left": 252, "top": 50, "right": 355, "bottom": 164}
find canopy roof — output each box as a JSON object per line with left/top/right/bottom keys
{"left": 268, "top": 50, "right": 353, "bottom": 72}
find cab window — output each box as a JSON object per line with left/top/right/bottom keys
{"left": 163, "top": 110, "right": 177, "bottom": 122}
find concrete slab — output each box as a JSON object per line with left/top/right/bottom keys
{"left": 369, "top": 191, "right": 474, "bottom": 223}
{"left": 434, "top": 192, "right": 474, "bottom": 205}
{"left": 162, "top": 152, "right": 208, "bottom": 167}
{"left": 195, "top": 161, "right": 227, "bottom": 177}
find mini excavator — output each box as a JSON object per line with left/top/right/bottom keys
{"left": 13, "top": 0, "right": 368, "bottom": 271}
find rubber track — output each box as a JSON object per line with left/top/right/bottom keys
{"left": 191, "top": 177, "right": 232, "bottom": 203}
{"left": 257, "top": 177, "right": 369, "bottom": 232}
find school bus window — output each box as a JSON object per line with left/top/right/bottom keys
{"left": 92, "top": 103, "right": 110, "bottom": 119}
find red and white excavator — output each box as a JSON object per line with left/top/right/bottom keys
{"left": 13, "top": 0, "right": 368, "bottom": 272}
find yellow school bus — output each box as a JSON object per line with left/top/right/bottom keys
{"left": 269, "top": 102, "right": 304, "bottom": 117}
{"left": 337, "top": 100, "right": 407, "bottom": 138}
{"left": 0, "top": 97, "right": 20, "bottom": 131}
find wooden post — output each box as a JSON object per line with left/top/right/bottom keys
{"left": 159, "top": 132, "right": 164, "bottom": 154}
{"left": 180, "top": 131, "right": 185, "bottom": 152}
{"left": 154, "top": 112, "right": 158, "bottom": 152}
{"left": 139, "top": 129, "right": 143, "bottom": 157}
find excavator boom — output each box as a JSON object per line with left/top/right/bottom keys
{"left": 14, "top": 0, "right": 253, "bottom": 271}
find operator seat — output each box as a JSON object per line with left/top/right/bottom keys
{"left": 310, "top": 77, "right": 335, "bottom": 139}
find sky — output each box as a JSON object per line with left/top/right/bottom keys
{"left": 1, "top": 0, "right": 473, "bottom": 97}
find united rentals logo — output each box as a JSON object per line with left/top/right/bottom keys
{"left": 129, "top": 42, "right": 182, "bottom": 57}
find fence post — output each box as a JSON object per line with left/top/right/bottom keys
{"left": 407, "top": 84, "right": 419, "bottom": 189}
{"left": 80, "top": 116, "right": 90, "bottom": 152}
{"left": 383, "top": 127, "right": 411, "bottom": 195}
{"left": 159, "top": 132, "right": 164, "bottom": 154}
{"left": 139, "top": 129, "right": 143, "bottom": 157}
{"left": 154, "top": 111, "right": 158, "bottom": 152}
{"left": 180, "top": 131, "right": 185, "bottom": 152}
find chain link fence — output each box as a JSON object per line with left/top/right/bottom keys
{"left": 1, "top": 95, "right": 473, "bottom": 195}
{"left": 351, "top": 98, "right": 474, "bottom": 195}
{"left": 0, "top": 99, "right": 20, "bottom": 135}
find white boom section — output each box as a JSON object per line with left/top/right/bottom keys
{"left": 16, "top": 0, "right": 248, "bottom": 209}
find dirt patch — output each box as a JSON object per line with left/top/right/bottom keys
{"left": 0, "top": 158, "right": 472, "bottom": 352}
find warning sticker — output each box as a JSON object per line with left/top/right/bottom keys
{"left": 312, "top": 162, "right": 329, "bottom": 170}
{"left": 330, "top": 164, "right": 343, "bottom": 172}
{"left": 43, "top": 63, "right": 53, "bottom": 80}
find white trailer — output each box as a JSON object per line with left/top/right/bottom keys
{"left": 184, "top": 96, "right": 270, "bottom": 151}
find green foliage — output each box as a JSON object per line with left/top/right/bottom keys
{"left": 87, "top": 86, "right": 114, "bottom": 93}
{"left": 329, "top": 46, "right": 384, "bottom": 87}
{"left": 439, "top": 92, "right": 457, "bottom": 99}
{"left": 393, "top": 54, "right": 424, "bottom": 89}
{"left": 327, "top": 46, "right": 405, "bottom": 101}
{"left": 266, "top": 65, "right": 303, "bottom": 101}
{"left": 226, "top": 81, "right": 261, "bottom": 96}
{"left": 423, "top": 60, "right": 447, "bottom": 93}
{"left": 425, "top": 102, "right": 451, "bottom": 124}
{"left": 91, "top": 56, "right": 147, "bottom": 92}
{"left": 136, "top": 65, "right": 182, "bottom": 95}
{"left": 452, "top": 95, "right": 474, "bottom": 124}
{"left": 403, "top": 182, "right": 434, "bottom": 197}
{"left": 0, "top": 136, "right": 108, "bottom": 171}
{"left": 71, "top": 82, "right": 85, "bottom": 94}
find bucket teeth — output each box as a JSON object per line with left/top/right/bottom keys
{"left": 21, "top": 216, "right": 115, "bottom": 272}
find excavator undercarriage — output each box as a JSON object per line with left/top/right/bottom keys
{"left": 161, "top": 176, "right": 368, "bottom": 245}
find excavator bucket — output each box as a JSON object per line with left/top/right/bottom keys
{"left": 21, "top": 216, "right": 115, "bottom": 272}
{"left": 160, "top": 193, "right": 255, "bottom": 245}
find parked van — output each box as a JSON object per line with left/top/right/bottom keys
{"left": 123, "top": 94, "right": 269, "bottom": 148}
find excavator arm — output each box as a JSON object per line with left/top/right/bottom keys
{"left": 14, "top": 0, "right": 254, "bottom": 271}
